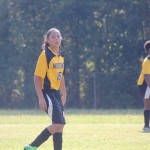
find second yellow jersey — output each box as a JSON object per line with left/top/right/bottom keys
{"left": 138, "top": 56, "right": 150, "bottom": 85}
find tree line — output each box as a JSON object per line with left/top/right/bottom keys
{"left": 0, "top": 0, "right": 150, "bottom": 109}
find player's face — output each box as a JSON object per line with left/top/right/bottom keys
{"left": 47, "top": 30, "right": 62, "bottom": 48}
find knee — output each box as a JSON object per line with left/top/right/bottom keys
{"left": 48, "top": 124, "right": 64, "bottom": 134}
{"left": 144, "top": 98, "right": 150, "bottom": 110}
{"left": 54, "top": 124, "right": 64, "bottom": 131}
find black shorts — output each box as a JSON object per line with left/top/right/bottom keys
{"left": 42, "top": 89, "right": 66, "bottom": 124}
{"left": 138, "top": 85, "right": 150, "bottom": 99}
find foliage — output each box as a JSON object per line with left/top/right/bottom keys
{"left": 0, "top": 0, "right": 150, "bottom": 108}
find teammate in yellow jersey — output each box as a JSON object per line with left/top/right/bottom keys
{"left": 138, "top": 40, "right": 150, "bottom": 132}
{"left": 24, "top": 28, "right": 67, "bottom": 150}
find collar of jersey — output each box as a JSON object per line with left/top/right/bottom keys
{"left": 48, "top": 47, "right": 60, "bottom": 56}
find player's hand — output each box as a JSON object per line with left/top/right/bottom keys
{"left": 39, "top": 98, "right": 47, "bottom": 111}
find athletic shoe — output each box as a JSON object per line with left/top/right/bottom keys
{"left": 143, "top": 127, "right": 150, "bottom": 132}
{"left": 24, "top": 145, "right": 37, "bottom": 150}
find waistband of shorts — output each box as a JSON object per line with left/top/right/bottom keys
{"left": 42, "top": 89, "right": 59, "bottom": 93}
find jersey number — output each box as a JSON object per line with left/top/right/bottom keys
{"left": 57, "top": 72, "right": 62, "bottom": 80}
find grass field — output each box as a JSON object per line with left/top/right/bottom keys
{"left": 0, "top": 109, "right": 150, "bottom": 150}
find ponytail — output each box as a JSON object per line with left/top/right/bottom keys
{"left": 42, "top": 38, "right": 50, "bottom": 50}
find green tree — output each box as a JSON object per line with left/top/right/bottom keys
{"left": 0, "top": 0, "right": 149, "bottom": 108}
{"left": 0, "top": 0, "right": 20, "bottom": 108}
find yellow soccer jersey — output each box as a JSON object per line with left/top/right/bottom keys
{"left": 34, "top": 48, "right": 65, "bottom": 90}
{"left": 138, "top": 56, "right": 150, "bottom": 85}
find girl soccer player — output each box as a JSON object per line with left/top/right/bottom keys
{"left": 138, "top": 40, "right": 150, "bottom": 132}
{"left": 24, "top": 28, "right": 67, "bottom": 150}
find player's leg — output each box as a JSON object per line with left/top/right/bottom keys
{"left": 29, "top": 127, "right": 52, "bottom": 148}
{"left": 46, "top": 90, "right": 66, "bottom": 150}
{"left": 47, "top": 124, "right": 64, "bottom": 150}
{"left": 24, "top": 90, "right": 65, "bottom": 150}
{"left": 53, "top": 132, "right": 63, "bottom": 150}
{"left": 143, "top": 86, "right": 150, "bottom": 131}
{"left": 143, "top": 100, "right": 150, "bottom": 128}
{"left": 50, "top": 91, "right": 65, "bottom": 150}
{"left": 24, "top": 124, "right": 63, "bottom": 150}
{"left": 24, "top": 91, "right": 53, "bottom": 150}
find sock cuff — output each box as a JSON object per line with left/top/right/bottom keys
{"left": 144, "top": 110, "right": 150, "bottom": 113}
{"left": 45, "top": 128, "right": 52, "bottom": 136}
{"left": 53, "top": 132, "right": 62, "bottom": 136}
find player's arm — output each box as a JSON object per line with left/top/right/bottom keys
{"left": 34, "top": 75, "right": 47, "bottom": 111}
{"left": 34, "top": 52, "right": 47, "bottom": 111}
{"left": 144, "top": 74, "right": 150, "bottom": 88}
{"left": 60, "top": 75, "right": 67, "bottom": 106}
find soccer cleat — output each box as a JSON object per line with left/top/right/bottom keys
{"left": 24, "top": 145, "right": 37, "bottom": 150}
{"left": 143, "top": 127, "right": 150, "bottom": 132}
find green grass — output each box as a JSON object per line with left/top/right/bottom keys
{"left": 0, "top": 109, "right": 150, "bottom": 150}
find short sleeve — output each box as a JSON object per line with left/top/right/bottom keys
{"left": 34, "top": 51, "right": 47, "bottom": 79}
{"left": 142, "top": 59, "right": 150, "bottom": 74}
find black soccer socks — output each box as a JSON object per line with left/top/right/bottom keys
{"left": 144, "top": 110, "right": 150, "bottom": 127}
{"left": 30, "top": 128, "right": 52, "bottom": 148}
{"left": 53, "top": 132, "right": 63, "bottom": 150}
